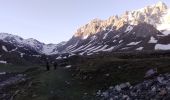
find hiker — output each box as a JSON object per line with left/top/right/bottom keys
{"left": 46, "top": 61, "right": 50, "bottom": 71}
{"left": 53, "top": 62, "right": 58, "bottom": 70}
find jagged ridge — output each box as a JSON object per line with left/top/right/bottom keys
{"left": 56, "top": 1, "right": 170, "bottom": 57}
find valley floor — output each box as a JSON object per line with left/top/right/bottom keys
{"left": 0, "top": 67, "right": 97, "bottom": 100}
{"left": 1, "top": 51, "right": 170, "bottom": 100}
{"left": 15, "top": 67, "right": 97, "bottom": 100}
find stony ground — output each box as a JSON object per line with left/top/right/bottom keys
{"left": 0, "top": 72, "right": 26, "bottom": 100}
{"left": 97, "top": 72, "right": 170, "bottom": 100}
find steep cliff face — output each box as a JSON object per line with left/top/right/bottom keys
{"left": 74, "top": 1, "right": 168, "bottom": 39}
{"left": 74, "top": 16, "right": 119, "bottom": 39}
{"left": 55, "top": 2, "right": 170, "bottom": 56}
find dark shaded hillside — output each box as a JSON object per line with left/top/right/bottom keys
{"left": 62, "top": 51, "right": 170, "bottom": 89}
{"left": 0, "top": 40, "right": 45, "bottom": 65}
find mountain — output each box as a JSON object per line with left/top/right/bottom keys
{"left": 56, "top": 1, "right": 170, "bottom": 56}
{"left": 1, "top": 2, "right": 170, "bottom": 59}
{"left": 0, "top": 33, "right": 66, "bottom": 55}
{"left": 0, "top": 39, "right": 41, "bottom": 65}
{"left": 0, "top": 33, "right": 67, "bottom": 64}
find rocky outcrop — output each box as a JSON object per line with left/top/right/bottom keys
{"left": 97, "top": 73, "right": 170, "bottom": 100}
{"left": 74, "top": 16, "right": 119, "bottom": 38}
{"left": 0, "top": 73, "right": 26, "bottom": 100}
{"left": 74, "top": 1, "right": 168, "bottom": 39}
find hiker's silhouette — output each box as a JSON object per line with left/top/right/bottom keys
{"left": 53, "top": 62, "right": 58, "bottom": 70}
{"left": 46, "top": 61, "right": 50, "bottom": 71}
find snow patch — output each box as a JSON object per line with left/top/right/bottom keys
{"left": 119, "top": 40, "right": 123, "bottom": 43}
{"left": 68, "top": 53, "right": 76, "bottom": 57}
{"left": 71, "top": 45, "right": 85, "bottom": 52}
{"left": 91, "top": 35, "right": 97, "bottom": 41}
{"left": 103, "top": 28, "right": 113, "bottom": 39}
{"left": 63, "top": 56, "right": 67, "bottom": 59}
{"left": 0, "top": 60, "right": 7, "bottom": 64}
{"left": 56, "top": 56, "right": 62, "bottom": 60}
{"left": 148, "top": 37, "right": 157, "bottom": 43}
{"left": 66, "top": 41, "right": 79, "bottom": 51}
{"left": 82, "top": 35, "right": 89, "bottom": 39}
{"left": 0, "top": 72, "right": 6, "bottom": 75}
{"left": 113, "top": 40, "right": 117, "bottom": 42}
{"left": 10, "top": 48, "right": 18, "bottom": 52}
{"left": 86, "top": 46, "right": 99, "bottom": 51}
{"left": 79, "top": 52, "right": 85, "bottom": 55}
{"left": 136, "top": 47, "right": 144, "bottom": 50}
{"left": 86, "top": 46, "right": 102, "bottom": 54}
{"left": 114, "top": 35, "right": 119, "bottom": 38}
{"left": 102, "top": 46, "right": 115, "bottom": 52}
{"left": 93, "top": 45, "right": 108, "bottom": 52}
{"left": 42, "top": 44, "right": 58, "bottom": 55}
{"left": 80, "top": 44, "right": 92, "bottom": 51}
{"left": 2, "top": 46, "right": 8, "bottom": 52}
{"left": 65, "top": 65, "right": 72, "bottom": 68}
{"left": 103, "top": 32, "right": 109, "bottom": 39}
{"left": 125, "top": 26, "right": 133, "bottom": 33}
{"left": 127, "top": 41, "right": 141, "bottom": 46}
{"left": 20, "top": 53, "right": 25, "bottom": 58}
{"left": 155, "top": 44, "right": 170, "bottom": 50}
{"left": 87, "top": 53, "right": 93, "bottom": 55}
{"left": 121, "top": 47, "right": 131, "bottom": 50}
{"left": 32, "top": 55, "right": 41, "bottom": 57}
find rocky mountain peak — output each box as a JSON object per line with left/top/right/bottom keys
{"left": 74, "top": 18, "right": 103, "bottom": 38}
{"left": 74, "top": 16, "right": 120, "bottom": 39}
{"left": 73, "top": 2, "right": 169, "bottom": 39}
{"left": 155, "top": 1, "right": 167, "bottom": 11}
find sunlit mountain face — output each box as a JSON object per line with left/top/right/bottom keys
{"left": 55, "top": 1, "right": 170, "bottom": 56}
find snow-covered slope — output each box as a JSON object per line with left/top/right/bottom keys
{"left": 0, "top": 33, "right": 65, "bottom": 55}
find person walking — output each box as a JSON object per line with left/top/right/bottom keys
{"left": 53, "top": 62, "right": 58, "bottom": 70}
{"left": 46, "top": 61, "right": 50, "bottom": 71}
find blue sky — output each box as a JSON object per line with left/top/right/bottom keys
{"left": 0, "top": 0, "right": 169, "bottom": 44}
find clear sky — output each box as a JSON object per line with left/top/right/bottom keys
{"left": 0, "top": 0, "right": 169, "bottom": 44}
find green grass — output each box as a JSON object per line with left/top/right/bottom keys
{"left": 14, "top": 68, "right": 97, "bottom": 100}
{"left": 0, "top": 64, "right": 37, "bottom": 72}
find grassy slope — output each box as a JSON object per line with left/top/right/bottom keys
{"left": 0, "top": 63, "right": 40, "bottom": 73}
